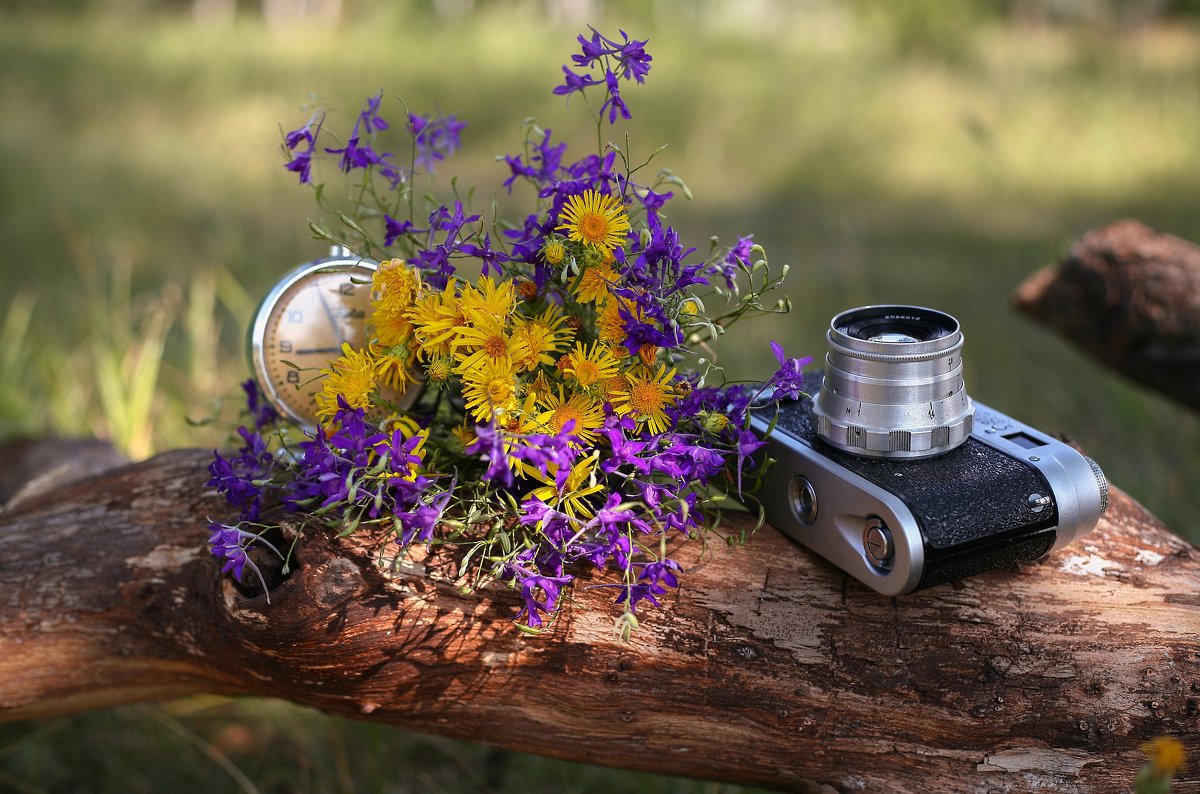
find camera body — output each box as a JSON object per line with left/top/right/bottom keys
{"left": 751, "top": 306, "right": 1108, "bottom": 595}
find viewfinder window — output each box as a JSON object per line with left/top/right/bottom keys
{"left": 1003, "top": 431, "right": 1046, "bottom": 450}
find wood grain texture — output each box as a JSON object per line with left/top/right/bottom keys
{"left": 1014, "top": 219, "right": 1200, "bottom": 412}
{"left": 0, "top": 445, "right": 1196, "bottom": 792}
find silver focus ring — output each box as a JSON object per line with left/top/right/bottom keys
{"left": 826, "top": 336, "right": 958, "bottom": 364}
{"left": 1085, "top": 456, "right": 1109, "bottom": 515}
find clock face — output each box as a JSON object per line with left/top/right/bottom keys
{"left": 250, "top": 259, "right": 376, "bottom": 427}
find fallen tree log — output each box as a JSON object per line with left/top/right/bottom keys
{"left": 0, "top": 442, "right": 1196, "bottom": 792}
{"left": 1014, "top": 219, "right": 1200, "bottom": 412}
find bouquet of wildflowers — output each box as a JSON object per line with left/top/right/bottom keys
{"left": 208, "top": 28, "right": 810, "bottom": 636}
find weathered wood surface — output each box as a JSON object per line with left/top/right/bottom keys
{"left": 1014, "top": 219, "right": 1200, "bottom": 412}
{"left": 0, "top": 442, "right": 1197, "bottom": 793}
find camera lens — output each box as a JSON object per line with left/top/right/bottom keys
{"left": 838, "top": 306, "right": 956, "bottom": 345}
{"left": 813, "top": 305, "right": 974, "bottom": 458}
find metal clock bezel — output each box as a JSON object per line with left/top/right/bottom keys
{"left": 247, "top": 246, "right": 379, "bottom": 429}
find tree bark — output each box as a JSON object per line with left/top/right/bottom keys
{"left": 1013, "top": 218, "right": 1200, "bottom": 412}
{"left": 0, "top": 443, "right": 1196, "bottom": 793}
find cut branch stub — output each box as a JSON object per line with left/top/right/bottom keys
{"left": 1013, "top": 218, "right": 1200, "bottom": 412}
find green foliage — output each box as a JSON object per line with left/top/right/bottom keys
{"left": 0, "top": 700, "right": 768, "bottom": 793}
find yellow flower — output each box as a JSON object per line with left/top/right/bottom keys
{"left": 459, "top": 275, "right": 516, "bottom": 320}
{"left": 698, "top": 411, "right": 730, "bottom": 434}
{"left": 371, "top": 342, "right": 417, "bottom": 394}
{"left": 424, "top": 355, "right": 454, "bottom": 383}
{"left": 600, "top": 371, "right": 630, "bottom": 402}
{"left": 537, "top": 386, "right": 605, "bottom": 445}
{"left": 563, "top": 341, "right": 620, "bottom": 390}
{"left": 449, "top": 423, "right": 475, "bottom": 452}
{"left": 557, "top": 189, "right": 631, "bottom": 253}
{"left": 516, "top": 279, "right": 539, "bottom": 301}
{"left": 526, "top": 370, "right": 554, "bottom": 403}
{"left": 610, "top": 364, "right": 679, "bottom": 435}
{"left": 596, "top": 294, "right": 632, "bottom": 346}
{"left": 406, "top": 278, "right": 463, "bottom": 359}
{"left": 1142, "top": 736, "right": 1186, "bottom": 776}
{"left": 573, "top": 260, "right": 620, "bottom": 304}
{"left": 315, "top": 343, "right": 376, "bottom": 424}
{"left": 383, "top": 413, "right": 422, "bottom": 437}
{"left": 452, "top": 313, "right": 530, "bottom": 375}
{"left": 460, "top": 356, "right": 520, "bottom": 422}
{"left": 370, "top": 259, "right": 420, "bottom": 347}
{"left": 527, "top": 452, "right": 605, "bottom": 519}
{"left": 511, "top": 306, "right": 574, "bottom": 373}
{"left": 542, "top": 240, "right": 566, "bottom": 265}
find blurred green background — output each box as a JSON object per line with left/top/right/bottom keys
{"left": 2, "top": 0, "right": 1199, "bottom": 791}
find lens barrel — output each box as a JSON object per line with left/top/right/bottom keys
{"left": 813, "top": 305, "right": 974, "bottom": 458}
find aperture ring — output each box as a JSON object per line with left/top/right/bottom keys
{"left": 816, "top": 411, "right": 975, "bottom": 457}
{"left": 826, "top": 334, "right": 961, "bottom": 364}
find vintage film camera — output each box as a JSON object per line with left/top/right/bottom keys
{"left": 750, "top": 305, "right": 1109, "bottom": 595}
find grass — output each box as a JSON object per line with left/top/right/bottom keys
{"left": 1, "top": 2, "right": 1198, "bottom": 790}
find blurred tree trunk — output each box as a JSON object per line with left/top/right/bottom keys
{"left": 0, "top": 441, "right": 1196, "bottom": 792}
{"left": 1014, "top": 219, "right": 1200, "bottom": 413}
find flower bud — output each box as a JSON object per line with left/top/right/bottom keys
{"left": 699, "top": 411, "right": 730, "bottom": 433}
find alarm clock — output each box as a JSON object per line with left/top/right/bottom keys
{"left": 247, "top": 246, "right": 379, "bottom": 428}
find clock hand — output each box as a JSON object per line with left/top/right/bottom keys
{"left": 316, "top": 287, "right": 348, "bottom": 345}
{"left": 296, "top": 346, "right": 342, "bottom": 355}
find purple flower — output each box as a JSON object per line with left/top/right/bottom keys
{"left": 552, "top": 66, "right": 600, "bottom": 97}
{"left": 283, "top": 112, "right": 323, "bottom": 185}
{"left": 504, "top": 564, "right": 573, "bottom": 628}
{"left": 613, "top": 558, "right": 682, "bottom": 614}
{"left": 283, "top": 399, "right": 432, "bottom": 520}
{"left": 636, "top": 226, "right": 703, "bottom": 290}
{"left": 669, "top": 383, "right": 753, "bottom": 428}
{"left": 600, "top": 420, "right": 652, "bottom": 475}
{"left": 731, "top": 427, "right": 768, "bottom": 493}
{"left": 242, "top": 379, "right": 279, "bottom": 430}
{"left": 565, "top": 149, "right": 618, "bottom": 184}
{"left": 465, "top": 420, "right": 513, "bottom": 487}
{"left": 459, "top": 233, "right": 511, "bottom": 279}
{"left": 766, "top": 341, "right": 813, "bottom": 402}
{"left": 611, "top": 31, "right": 652, "bottom": 84}
{"left": 466, "top": 419, "right": 580, "bottom": 488}
{"left": 284, "top": 148, "right": 315, "bottom": 184}
{"left": 502, "top": 128, "right": 568, "bottom": 191}
{"left": 207, "top": 522, "right": 283, "bottom": 600}
{"left": 208, "top": 426, "right": 275, "bottom": 522}
{"left": 430, "top": 200, "right": 480, "bottom": 240}
{"left": 572, "top": 29, "right": 610, "bottom": 68}
{"left": 519, "top": 498, "right": 574, "bottom": 533}
{"left": 708, "top": 235, "right": 755, "bottom": 292}
{"left": 324, "top": 92, "right": 400, "bottom": 178}
{"left": 360, "top": 91, "right": 389, "bottom": 133}
{"left": 639, "top": 187, "right": 673, "bottom": 215}
{"left": 383, "top": 215, "right": 421, "bottom": 248}
{"left": 570, "top": 28, "right": 652, "bottom": 84}
{"left": 395, "top": 484, "right": 455, "bottom": 546}
{"left": 409, "top": 113, "right": 466, "bottom": 172}
{"left": 600, "top": 69, "right": 631, "bottom": 124}
{"left": 555, "top": 28, "right": 650, "bottom": 122}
